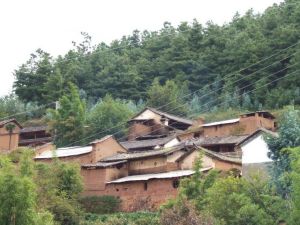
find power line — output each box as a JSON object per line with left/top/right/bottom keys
{"left": 64, "top": 61, "right": 299, "bottom": 146}
{"left": 114, "top": 68, "right": 299, "bottom": 143}
{"left": 60, "top": 40, "right": 299, "bottom": 146}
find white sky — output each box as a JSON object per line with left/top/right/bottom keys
{"left": 0, "top": 0, "right": 284, "bottom": 97}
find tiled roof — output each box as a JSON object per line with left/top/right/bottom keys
{"left": 106, "top": 168, "right": 212, "bottom": 184}
{"left": 203, "top": 148, "right": 242, "bottom": 164}
{"left": 190, "top": 135, "right": 249, "bottom": 146}
{"left": 101, "top": 143, "right": 187, "bottom": 162}
{"left": 237, "top": 128, "right": 278, "bottom": 146}
{"left": 120, "top": 136, "right": 176, "bottom": 150}
{"left": 0, "top": 118, "right": 22, "bottom": 128}
{"left": 20, "top": 126, "right": 48, "bottom": 133}
{"left": 147, "top": 107, "right": 194, "bottom": 125}
{"left": 35, "top": 146, "right": 92, "bottom": 159}
{"left": 82, "top": 160, "right": 127, "bottom": 168}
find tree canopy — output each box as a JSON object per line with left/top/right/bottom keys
{"left": 13, "top": 0, "right": 300, "bottom": 113}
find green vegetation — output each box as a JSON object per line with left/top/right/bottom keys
{"left": 266, "top": 108, "right": 300, "bottom": 197}
{"left": 48, "top": 83, "right": 86, "bottom": 147}
{"left": 82, "top": 212, "right": 159, "bottom": 225}
{"left": 0, "top": 149, "right": 84, "bottom": 225}
{"left": 80, "top": 196, "right": 121, "bottom": 214}
{"left": 13, "top": 0, "right": 300, "bottom": 114}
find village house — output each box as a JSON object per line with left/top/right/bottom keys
{"left": 35, "top": 135, "right": 127, "bottom": 164}
{"left": 179, "top": 111, "right": 276, "bottom": 140}
{"left": 0, "top": 119, "right": 22, "bottom": 152}
{"left": 19, "top": 125, "right": 52, "bottom": 147}
{"left": 81, "top": 142, "right": 213, "bottom": 211}
{"left": 127, "top": 107, "right": 194, "bottom": 141}
{"left": 32, "top": 108, "right": 278, "bottom": 211}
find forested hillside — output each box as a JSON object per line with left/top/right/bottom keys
{"left": 13, "top": 0, "right": 300, "bottom": 114}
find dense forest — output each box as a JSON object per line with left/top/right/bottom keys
{"left": 13, "top": 0, "right": 300, "bottom": 116}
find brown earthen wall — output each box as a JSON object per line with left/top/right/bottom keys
{"left": 128, "top": 123, "right": 153, "bottom": 141}
{"left": 82, "top": 178, "right": 180, "bottom": 211}
{"left": 128, "top": 157, "right": 167, "bottom": 175}
{"left": 81, "top": 168, "right": 107, "bottom": 191}
{"left": 203, "top": 115, "right": 275, "bottom": 137}
{"left": 92, "top": 137, "right": 126, "bottom": 163}
{"left": 213, "top": 159, "right": 241, "bottom": 171}
{"left": 0, "top": 124, "right": 21, "bottom": 152}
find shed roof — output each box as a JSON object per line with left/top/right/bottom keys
{"left": 81, "top": 160, "right": 127, "bottom": 168}
{"left": 120, "top": 136, "right": 177, "bottom": 150}
{"left": 190, "top": 135, "right": 249, "bottom": 146}
{"left": 130, "top": 107, "right": 194, "bottom": 125}
{"left": 101, "top": 143, "right": 188, "bottom": 162}
{"left": 203, "top": 148, "right": 242, "bottom": 164}
{"left": 35, "top": 146, "right": 92, "bottom": 159}
{"left": 20, "top": 126, "right": 48, "bottom": 133}
{"left": 107, "top": 168, "right": 211, "bottom": 184}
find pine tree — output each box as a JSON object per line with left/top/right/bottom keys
{"left": 48, "top": 83, "right": 86, "bottom": 147}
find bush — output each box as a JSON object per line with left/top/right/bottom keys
{"left": 80, "top": 196, "right": 121, "bottom": 214}
{"left": 83, "top": 212, "right": 159, "bottom": 225}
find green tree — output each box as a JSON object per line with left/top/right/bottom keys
{"left": 266, "top": 108, "right": 300, "bottom": 197}
{"left": 48, "top": 83, "right": 86, "bottom": 147}
{"left": 146, "top": 79, "right": 189, "bottom": 116}
{"left": 289, "top": 147, "right": 300, "bottom": 224}
{"left": 86, "top": 95, "right": 134, "bottom": 141}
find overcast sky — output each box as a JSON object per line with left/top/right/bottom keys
{"left": 0, "top": 0, "right": 284, "bottom": 97}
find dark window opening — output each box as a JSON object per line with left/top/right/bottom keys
{"left": 154, "top": 162, "right": 157, "bottom": 166}
{"left": 116, "top": 188, "right": 119, "bottom": 192}
{"left": 173, "top": 179, "right": 179, "bottom": 189}
{"left": 144, "top": 182, "right": 148, "bottom": 191}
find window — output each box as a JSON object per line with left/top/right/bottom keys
{"left": 144, "top": 182, "right": 148, "bottom": 191}
{"left": 154, "top": 162, "right": 157, "bottom": 166}
{"left": 172, "top": 179, "right": 179, "bottom": 189}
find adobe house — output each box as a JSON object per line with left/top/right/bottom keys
{"left": 81, "top": 143, "right": 213, "bottom": 211}
{"left": 179, "top": 111, "right": 276, "bottom": 140}
{"left": 19, "top": 125, "right": 52, "bottom": 147}
{"left": 0, "top": 119, "right": 22, "bottom": 153}
{"left": 201, "top": 111, "right": 276, "bottom": 137}
{"left": 127, "top": 107, "right": 194, "bottom": 141}
{"left": 34, "top": 135, "right": 127, "bottom": 164}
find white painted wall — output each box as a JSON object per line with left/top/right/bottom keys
{"left": 241, "top": 134, "right": 272, "bottom": 164}
{"left": 134, "top": 109, "right": 158, "bottom": 120}
{"left": 164, "top": 138, "right": 180, "bottom": 148}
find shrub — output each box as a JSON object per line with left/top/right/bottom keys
{"left": 80, "top": 196, "right": 121, "bottom": 214}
